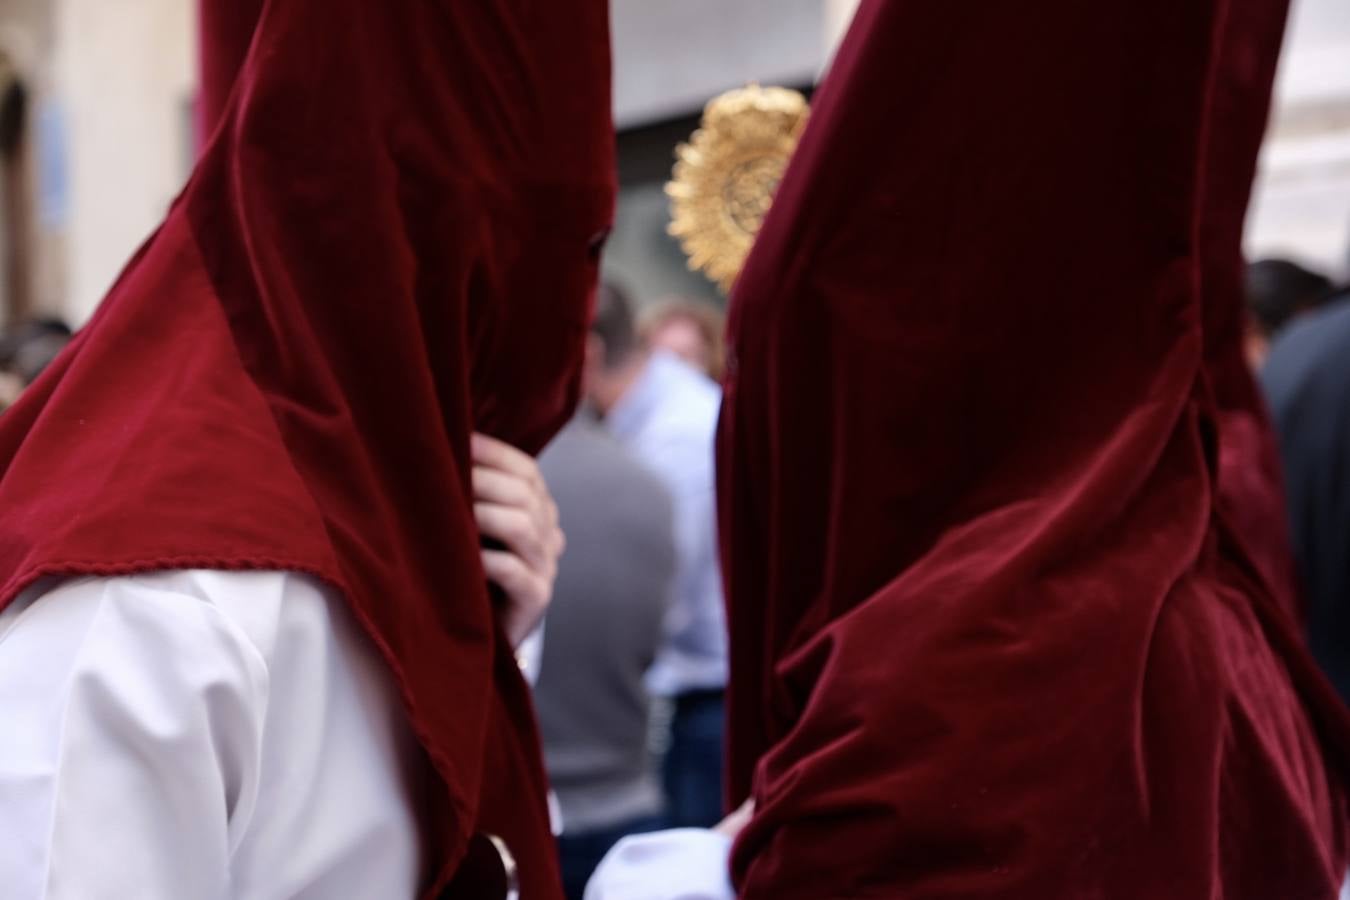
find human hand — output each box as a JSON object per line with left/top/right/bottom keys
{"left": 471, "top": 432, "right": 565, "bottom": 648}
{"left": 713, "top": 798, "right": 755, "bottom": 839}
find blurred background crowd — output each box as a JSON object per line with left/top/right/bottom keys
{"left": 0, "top": 0, "right": 1348, "bottom": 897}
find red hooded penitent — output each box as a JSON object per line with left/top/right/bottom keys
{"left": 0, "top": 2, "right": 615, "bottom": 897}
{"left": 717, "top": 0, "right": 1350, "bottom": 895}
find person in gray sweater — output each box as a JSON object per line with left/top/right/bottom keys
{"left": 535, "top": 416, "right": 678, "bottom": 900}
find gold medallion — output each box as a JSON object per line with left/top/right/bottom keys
{"left": 666, "top": 84, "right": 809, "bottom": 293}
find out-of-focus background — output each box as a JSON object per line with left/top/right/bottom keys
{"left": 0, "top": 7, "right": 1347, "bottom": 898}
{"left": 0, "top": 0, "right": 1346, "bottom": 328}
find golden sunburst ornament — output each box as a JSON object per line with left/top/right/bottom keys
{"left": 667, "top": 84, "right": 809, "bottom": 293}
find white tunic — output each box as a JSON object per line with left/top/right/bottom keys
{"left": 0, "top": 570, "right": 422, "bottom": 900}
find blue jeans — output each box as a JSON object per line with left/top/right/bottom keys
{"left": 662, "top": 689, "right": 726, "bottom": 829}
{"left": 557, "top": 815, "right": 665, "bottom": 900}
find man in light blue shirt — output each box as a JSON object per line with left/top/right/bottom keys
{"left": 585, "top": 282, "right": 727, "bottom": 828}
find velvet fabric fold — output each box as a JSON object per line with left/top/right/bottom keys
{"left": 0, "top": 3, "right": 615, "bottom": 898}
{"left": 717, "top": 0, "right": 1350, "bottom": 896}
{"left": 196, "top": 0, "right": 263, "bottom": 145}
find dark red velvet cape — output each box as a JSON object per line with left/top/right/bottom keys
{"left": 0, "top": 2, "right": 615, "bottom": 897}
{"left": 718, "top": 0, "right": 1350, "bottom": 896}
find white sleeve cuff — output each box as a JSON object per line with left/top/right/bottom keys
{"left": 584, "top": 828, "right": 733, "bottom": 900}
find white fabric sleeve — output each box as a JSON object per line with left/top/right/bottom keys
{"left": 0, "top": 576, "right": 269, "bottom": 900}
{"left": 515, "top": 621, "right": 546, "bottom": 686}
{"left": 584, "top": 828, "right": 734, "bottom": 900}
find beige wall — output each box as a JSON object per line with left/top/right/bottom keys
{"left": 0, "top": 0, "right": 54, "bottom": 321}
{"left": 1248, "top": 0, "right": 1350, "bottom": 275}
{"left": 53, "top": 0, "right": 196, "bottom": 324}
{"left": 0, "top": 0, "right": 51, "bottom": 88}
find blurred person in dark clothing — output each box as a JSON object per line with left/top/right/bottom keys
{"left": 1245, "top": 258, "right": 1333, "bottom": 368}
{"left": 1, "top": 318, "right": 73, "bottom": 379}
{"left": 0, "top": 318, "right": 71, "bottom": 409}
{"left": 535, "top": 417, "right": 677, "bottom": 900}
{"left": 584, "top": 282, "right": 727, "bottom": 829}
{"left": 1263, "top": 296, "right": 1350, "bottom": 702}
